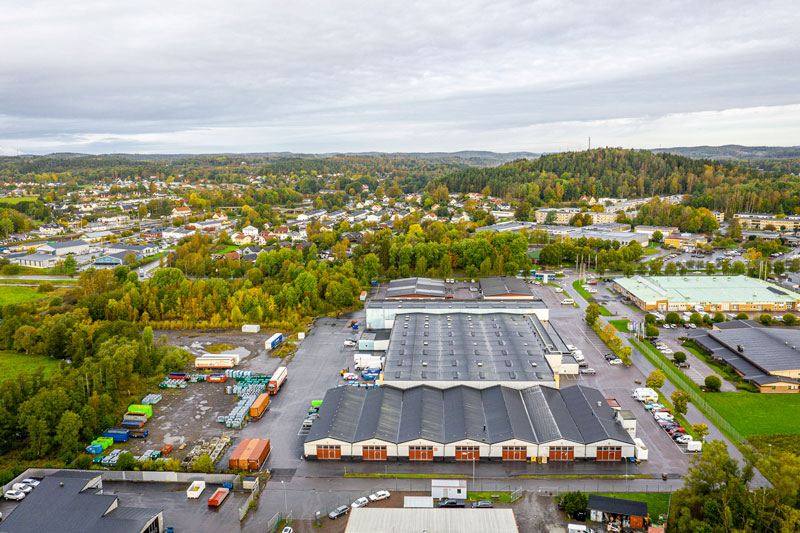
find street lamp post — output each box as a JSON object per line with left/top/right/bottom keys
{"left": 281, "top": 480, "right": 287, "bottom": 516}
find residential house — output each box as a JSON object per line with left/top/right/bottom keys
{"left": 171, "top": 206, "right": 192, "bottom": 219}
{"left": 232, "top": 232, "right": 252, "bottom": 245}
{"left": 242, "top": 225, "right": 259, "bottom": 238}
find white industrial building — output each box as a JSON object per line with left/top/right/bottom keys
{"left": 37, "top": 239, "right": 90, "bottom": 256}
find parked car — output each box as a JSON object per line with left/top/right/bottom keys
{"left": 369, "top": 490, "right": 391, "bottom": 502}
{"left": 438, "top": 499, "right": 466, "bottom": 508}
{"left": 608, "top": 358, "right": 623, "bottom": 365}
{"left": 644, "top": 403, "right": 665, "bottom": 411}
{"left": 674, "top": 361, "right": 690, "bottom": 368}
{"left": 20, "top": 478, "right": 40, "bottom": 487}
{"left": 4, "top": 489, "right": 25, "bottom": 501}
{"left": 675, "top": 435, "right": 694, "bottom": 444}
{"left": 11, "top": 483, "right": 33, "bottom": 493}
{"left": 603, "top": 353, "right": 616, "bottom": 361}
{"left": 328, "top": 506, "right": 350, "bottom": 519}
{"left": 282, "top": 528, "right": 293, "bottom": 533}
{"left": 580, "top": 368, "right": 596, "bottom": 375}
{"left": 578, "top": 361, "right": 589, "bottom": 368}
{"left": 654, "top": 412, "right": 674, "bottom": 422}
{"left": 472, "top": 501, "right": 494, "bottom": 508}
{"left": 351, "top": 497, "right": 369, "bottom": 508}
{"left": 343, "top": 340, "right": 356, "bottom": 347}
{"left": 566, "top": 345, "right": 578, "bottom": 352}
{"left": 342, "top": 372, "right": 358, "bottom": 380}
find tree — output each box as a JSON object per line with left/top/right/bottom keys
{"left": 544, "top": 211, "right": 557, "bottom": 225}
{"left": 704, "top": 375, "right": 722, "bottom": 392}
{"left": 691, "top": 423, "right": 709, "bottom": 440}
{"left": 783, "top": 313, "right": 796, "bottom": 325}
{"left": 665, "top": 262, "right": 678, "bottom": 275}
{"left": 192, "top": 453, "right": 214, "bottom": 473}
{"left": 645, "top": 325, "right": 659, "bottom": 338}
{"left": 727, "top": 218, "right": 742, "bottom": 240}
{"left": 12, "top": 325, "right": 38, "bottom": 354}
{"left": 670, "top": 389, "right": 690, "bottom": 416}
{"left": 759, "top": 313, "right": 773, "bottom": 326}
{"left": 561, "top": 491, "right": 588, "bottom": 518}
{"left": 116, "top": 452, "right": 137, "bottom": 471}
{"left": 651, "top": 230, "right": 663, "bottom": 242}
{"left": 673, "top": 351, "right": 687, "bottom": 364}
{"left": 646, "top": 369, "right": 666, "bottom": 389}
{"left": 713, "top": 312, "right": 725, "bottom": 323}
{"left": 142, "top": 326, "right": 154, "bottom": 350}
{"left": 774, "top": 260, "right": 785, "bottom": 276}
{"left": 54, "top": 410, "right": 82, "bottom": 462}
{"left": 666, "top": 312, "right": 681, "bottom": 324}
{"left": 644, "top": 313, "right": 656, "bottom": 324}
{"left": 63, "top": 255, "right": 77, "bottom": 275}
{"left": 690, "top": 312, "right": 703, "bottom": 325}
{"left": 705, "top": 261, "right": 716, "bottom": 275}
{"left": 735, "top": 312, "right": 749, "bottom": 320}
{"left": 585, "top": 304, "right": 600, "bottom": 326}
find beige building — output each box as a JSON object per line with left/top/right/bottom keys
{"left": 734, "top": 213, "right": 800, "bottom": 231}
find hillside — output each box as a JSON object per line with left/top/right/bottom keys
{"left": 653, "top": 145, "right": 800, "bottom": 160}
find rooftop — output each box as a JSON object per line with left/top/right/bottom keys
{"left": 386, "top": 277, "right": 446, "bottom": 298}
{"left": 345, "top": 508, "right": 518, "bottom": 533}
{"left": 587, "top": 495, "right": 647, "bottom": 517}
{"left": 615, "top": 275, "right": 800, "bottom": 304}
{"left": 384, "top": 313, "right": 558, "bottom": 385}
{"left": 479, "top": 276, "right": 533, "bottom": 298}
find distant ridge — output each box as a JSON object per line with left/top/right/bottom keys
{"left": 653, "top": 145, "right": 800, "bottom": 160}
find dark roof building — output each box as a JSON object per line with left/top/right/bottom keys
{"left": 303, "top": 384, "right": 635, "bottom": 461}
{"left": 386, "top": 277, "right": 446, "bottom": 299}
{"left": 691, "top": 323, "right": 800, "bottom": 392}
{"left": 0, "top": 472, "right": 163, "bottom": 533}
{"left": 480, "top": 276, "right": 534, "bottom": 299}
{"left": 587, "top": 494, "right": 648, "bottom": 529}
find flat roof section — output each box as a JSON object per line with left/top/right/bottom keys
{"left": 366, "top": 299, "right": 547, "bottom": 311}
{"left": 384, "top": 313, "right": 555, "bottom": 385}
{"left": 386, "top": 277, "right": 446, "bottom": 298}
{"left": 479, "top": 276, "right": 534, "bottom": 298}
{"left": 615, "top": 275, "right": 800, "bottom": 304}
{"left": 345, "top": 508, "right": 519, "bottom": 533}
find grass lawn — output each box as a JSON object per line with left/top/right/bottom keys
{"left": 593, "top": 492, "right": 671, "bottom": 520}
{"left": 703, "top": 393, "right": 800, "bottom": 437}
{"left": 0, "top": 351, "right": 60, "bottom": 380}
{"left": 0, "top": 286, "right": 49, "bottom": 305}
{"left": 572, "top": 280, "right": 613, "bottom": 315}
{"left": 205, "top": 343, "right": 236, "bottom": 353}
{"left": 0, "top": 196, "right": 38, "bottom": 205}
{"left": 643, "top": 248, "right": 659, "bottom": 256}
{"left": 0, "top": 278, "right": 78, "bottom": 285}
{"left": 608, "top": 319, "right": 630, "bottom": 332}
{"left": 467, "top": 491, "right": 516, "bottom": 502}
{"left": 682, "top": 340, "right": 742, "bottom": 385}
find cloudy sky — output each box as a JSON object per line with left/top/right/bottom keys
{"left": 1, "top": 0, "right": 799, "bottom": 154}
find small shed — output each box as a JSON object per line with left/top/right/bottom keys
{"left": 431, "top": 479, "right": 467, "bottom": 499}
{"left": 587, "top": 494, "right": 648, "bottom": 530}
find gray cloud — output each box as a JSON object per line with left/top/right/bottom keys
{"left": 0, "top": 0, "right": 798, "bottom": 154}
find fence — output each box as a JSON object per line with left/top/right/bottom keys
{"left": 238, "top": 476, "right": 262, "bottom": 521}
{"left": 537, "top": 482, "right": 676, "bottom": 497}
{"left": 266, "top": 510, "right": 293, "bottom": 533}
{"left": 630, "top": 338, "right": 746, "bottom": 444}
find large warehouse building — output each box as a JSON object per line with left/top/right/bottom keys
{"left": 691, "top": 322, "right": 800, "bottom": 393}
{"left": 365, "top": 300, "right": 549, "bottom": 330}
{"left": 614, "top": 275, "right": 800, "bottom": 313}
{"left": 304, "top": 384, "right": 635, "bottom": 462}
{"left": 385, "top": 277, "right": 446, "bottom": 298}
{"left": 479, "top": 276, "right": 535, "bottom": 299}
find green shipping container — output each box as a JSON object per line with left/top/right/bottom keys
{"left": 311, "top": 400, "right": 323, "bottom": 408}
{"left": 128, "top": 404, "right": 153, "bottom": 417}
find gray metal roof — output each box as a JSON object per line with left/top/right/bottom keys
{"left": 306, "top": 384, "right": 634, "bottom": 446}
{"left": 41, "top": 239, "right": 88, "bottom": 250}
{"left": 709, "top": 327, "right": 800, "bottom": 373}
{"left": 367, "top": 299, "right": 546, "bottom": 311}
{"left": 383, "top": 313, "right": 557, "bottom": 385}
{"left": 479, "top": 276, "right": 533, "bottom": 297}
{"left": 0, "top": 473, "right": 161, "bottom": 533}
{"left": 386, "top": 277, "right": 446, "bottom": 298}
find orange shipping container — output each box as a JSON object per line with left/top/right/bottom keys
{"left": 238, "top": 439, "right": 260, "bottom": 470}
{"left": 228, "top": 439, "right": 252, "bottom": 470}
{"left": 249, "top": 393, "right": 270, "bottom": 419}
{"left": 246, "top": 439, "right": 271, "bottom": 471}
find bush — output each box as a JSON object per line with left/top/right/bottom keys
{"left": 713, "top": 312, "right": 725, "bottom": 323}
{"left": 690, "top": 312, "right": 703, "bottom": 325}
{"left": 645, "top": 313, "right": 656, "bottom": 324}
{"left": 115, "top": 452, "right": 137, "bottom": 471}
{"left": 704, "top": 375, "right": 722, "bottom": 392}
{"left": 759, "top": 314, "right": 773, "bottom": 326}
{"left": 783, "top": 314, "right": 796, "bottom": 325}
{"left": 736, "top": 312, "right": 749, "bottom": 320}
{"left": 1, "top": 264, "right": 20, "bottom": 275}
{"left": 666, "top": 312, "right": 681, "bottom": 324}
{"left": 561, "top": 491, "right": 588, "bottom": 517}
{"left": 645, "top": 325, "right": 659, "bottom": 338}
{"left": 37, "top": 282, "right": 55, "bottom": 293}
{"left": 674, "top": 351, "right": 687, "bottom": 364}
{"left": 73, "top": 454, "right": 93, "bottom": 469}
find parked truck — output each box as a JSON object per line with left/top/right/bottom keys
{"left": 634, "top": 437, "right": 648, "bottom": 461}
{"left": 267, "top": 366, "right": 287, "bottom": 395}
{"left": 265, "top": 333, "right": 283, "bottom": 351}
{"left": 249, "top": 393, "right": 270, "bottom": 419}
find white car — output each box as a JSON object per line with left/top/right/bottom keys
{"left": 4, "top": 489, "right": 25, "bottom": 501}
{"left": 654, "top": 412, "right": 674, "bottom": 422}
{"left": 342, "top": 372, "right": 358, "bottom": 380}
{"left": 566, "top": 345, "right": 577, "bottom": 352}
{"left": 343, "top": 340, "right": 356, "bottom": 347}
{"left": 369, "top": 490, "right": 391, "bottom": 502}
{"left": 20, "top": 478, "right": 40, "bottom": 487}
{"left": 675, "top": 435, "right": 694, "bottom": 444}
{"left": 572, "top": 353, "right": 585, "bottom": 362}
{"left": 12, "top": 483, "right": 33, "bottom": 493}
{"left": 608, "top": 358, "right": 623, "bottom": 365}
{"left": 351, "top": 496, "right": 370, "bottom": 508}
{"left": 555, "top": 288, "right": 564, "bottom": 293}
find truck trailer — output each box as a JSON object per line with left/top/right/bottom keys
{"left": 242, "top": 324, "right": 261, "bottom": 333}
{"left": 354, "top": 353, "right": 384, "bottom": 370}
{"left": 265, "top": 333, "right": 283, "bottom": 350}
{"left": 249, "top": 393, "right": 270, "bottom": 419}
{"left": 268, "top": 367, "right": 287, "bottom": 395}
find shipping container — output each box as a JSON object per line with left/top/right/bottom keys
{"left": 86, "top": 444, "right": 103, "bottom": 454}
{"left": 247, "top": 439, "right": 271, "bottom": 471}
{"left": 265, "top": 333, "right": 283, "bottom": 350}
{"left": 161, "top": 444, "right": 173, "bottom": 455}
{"left": 167, "top": 372, "right": 188, "bottom": 381}
{"left": 242, "top": 324, "right": 261, "bottom": 333}
{"left": 228, "top": 438, "right": 252, "bottom": 470}
{"left": 128, "top": 404, "right": 153, "bottom": 418}
{"left": 121, "top": 420, "right": 145, "bottom": 429}
{"left": 239, "top": 439, "right": 260, "bottom": 470}
{"left": 130, "top": 429, "right": 149, "bottom": 438}
{"left": 207, "top": 373, "right": 227, "bottom": 383}
{"left": 207, "top": 487, "right": 229, "bottom": 507}
{"left": 103, "top": 428, "right": 130, "bottom": 442}
{"left": 123, "top": 412, "right": 148, "bottom": 421}
{"left": 267, "top": 367, "right": 287, "bottom": 395}
{"left": 249, "top": 393, "right": 270, "bottom": 419}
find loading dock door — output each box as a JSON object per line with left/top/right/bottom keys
{"left": 362, "top": 446, "right": 387, "bottom": 461}
{"left": 596, "top": 446, "right": 622, "bottom": 461}
{"left": 317, "top": 445, "right": 341, "bottom": 460}
{"left": 549, "top": 446, "right": 574, "bottom": 461}
{"left": 454, "top": 446, "right": 479, "bottom": 461}
{"left": 409, "top": 446, "right": 434, "bottom": 461}
{"left": 501, "top": 446, "right": 527, "bottom": 461}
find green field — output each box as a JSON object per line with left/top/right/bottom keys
{"left": 0, "top": 196, "right": 38, "bottom": 205}
{"left": 703, "top": 393, "right": 800, "bottom": 437}
{"left": 0, "top": 279, "right": 78, "bottom": 286}
{"left": 608, "top": 319, "right": 630, "bottom": 332}
{"left": 0, "top": 351, "right": 60, "bottom": 380}
{"left": 643, "top": 247, "right": 659, "bottom": 256}
{"left": 0, "top": 286, "right": 49, "bottom": 305}
{"left": 593, "top": 493, "right": 671, "bottom": 520}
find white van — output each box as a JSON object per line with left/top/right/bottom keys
{"left": 632, "top": 387, "right": 659, "bottom": 402}
{"left": 571, "top": 351, "right": 585, "bottom": 362}
{"left": 561, "top": 299, "right": 574, "bottom": 305}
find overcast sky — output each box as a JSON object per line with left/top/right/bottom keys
{"left": 1, "top": 0, "right": 799, "bottom": 155}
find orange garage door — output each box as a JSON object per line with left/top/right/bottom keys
{"left": 549, "top": 447, "right": 574, "bottom": 461}
{"left": 408, "top": 446, "right": 434, "bottom": 461}
{"left": 502, "top": 446, "right": 527, "bottom": 461}
{"left": 596, "top": 446, "right": 622, "bottom": 461}
{"left": 454, "top": 446, "right": 479, "bottom": 461}
{"left": 317, "top": 445, "right": 341, "bottom": 460}
{"left": 362, "top": 446, "right": 387, "bottom": 461}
